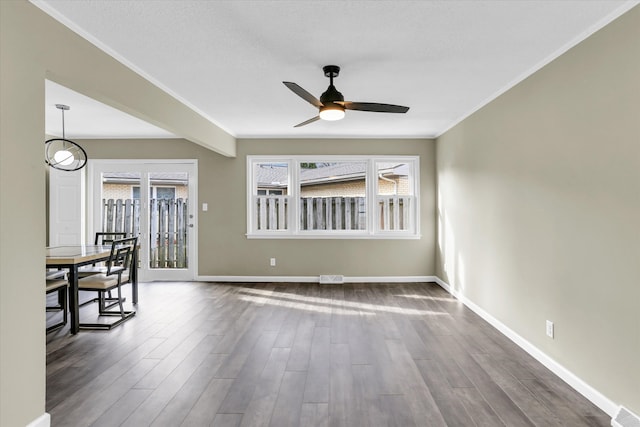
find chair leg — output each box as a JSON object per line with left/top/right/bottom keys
{"left": 98, "top": 292, "right": 106, "bottom": 314}
{"left": 46, "top": 286, "right": 68, "bottom": 333}
{"left": 79, "top": 287, "right": 135, "bottom": 330}
{"left": 59, "top": 287, "right": 67, "bottom": 326}
{"left": 116, "top": 285, "right": 125, "bottom": 318}
{"left": 79, "top": 292, "right": 124, "bottom": 309}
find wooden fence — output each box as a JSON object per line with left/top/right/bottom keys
{"left": 300, "top": 197, "right": 366, "bottom": 230}
{"left": 102, "top": 198, "right": 189, "bottom": 268}
{"left": 255, "top": 196, "right": 412, "bottom": 231}
{"left": 376, "top": 196, "right": 411, "bottom": 231}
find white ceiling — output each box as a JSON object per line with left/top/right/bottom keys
{"left": 35, "top": 0, "right": 637, "bottom": 140}
{"left": 45, "top": 80, "right": 176, "bottom": 139}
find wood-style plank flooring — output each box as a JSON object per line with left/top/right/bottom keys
{"left": 46, "top": 282, "right": 609, "bottom": 426}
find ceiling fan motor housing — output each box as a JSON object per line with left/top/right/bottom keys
{"left": 320, "top": 65, "right": 344, "bottom": 106}
{"left": 320, "top": 85, "right": 344, "bottom": 104}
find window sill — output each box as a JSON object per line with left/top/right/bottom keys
{"left": 246, "top": 232, "right": 421, "bottom": 240}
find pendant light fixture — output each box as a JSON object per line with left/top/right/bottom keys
{"left": 45, "top": 104, "right": 87, "bottom": 171}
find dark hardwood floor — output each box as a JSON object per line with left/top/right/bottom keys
{"left": 46, "top": 282, "right": 609, "bottom": 426}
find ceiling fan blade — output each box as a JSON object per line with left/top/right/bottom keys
{"left": 283, "top": 82, "right": 323, "bottom": 108}
{"left": 294, "top": 116, "right": 321, "bottom": 127}
{"left": 340, "top": 102, "right": 409, "bottom": 113}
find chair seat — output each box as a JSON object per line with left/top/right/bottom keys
{"left": 78, "top": 265, "right": 108, "bottom": 273}
{"left": 46, "top": 278, "right": 68, "bottom": 292}
{"left": 77, "top": 266, "right": 130, "bottom": 280}
{"left": 46, "top": 270, "right": 66, "bottom": 280}
{"left": 78, "top": 273, "right": 120, "bottom": 290}
{"left": 77, "top": 265, "right": 108, "bottom": 278}
{"left": 78, "top": 267, "right": 127, "bottom": 290}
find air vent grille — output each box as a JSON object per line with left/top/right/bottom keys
{"left": 612, "top": 406, "right": 640, "bottom": 427}
{"left": 319, "top": 275, "right": 344, "bottom": 284}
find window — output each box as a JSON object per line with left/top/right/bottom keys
{"left": 247, "top": 156, "right": 419, "bottom": 238}
{"left": 155, "top": 186, "right": 176, "bottom": 199}
{"left": 132, "top": 186, "right": 176, "bottom": 200}
{"left": 257, "top": 189, "right": 284, "bottom": 196}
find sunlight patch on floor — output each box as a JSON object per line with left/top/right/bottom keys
{"left": 238, "top": 288, "right": 447, "bottom": 316}
{"left": 395, "top": 294, "right": 455, "bottom": 302}
{"left": 238, "top": 295, "right": 373, "bottom": 315}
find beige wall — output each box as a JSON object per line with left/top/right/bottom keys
{"left": 436, "top": 6, "right": 640, "bottom": 415}
{"left": 81, "top": 138, "right": 436, "bottom": 277}
{"left": 1, "top": 5, "right": 47, "bottom": 426}
{"left": 0, "top": 2, "right": 233, "bottom": 425}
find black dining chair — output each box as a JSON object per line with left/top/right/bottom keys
{"left": 77, "top": 237, "right": 137, "bottom": 330}
{"left": 46, "top": 276, "right": 68, "bottom": 333}
{"left": 79, "top": 232, "right": 130, "bottom": 307}
{"left": 79, "top": 232, "right": 128, "bottom": 275}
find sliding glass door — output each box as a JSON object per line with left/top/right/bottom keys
{"left": 89, "top": 160, "right": 197, "bottom": 281}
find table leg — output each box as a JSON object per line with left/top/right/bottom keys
{"left": 68, "top": 266, "right": 79, "bottom": 334}
{"left": 132, "top": 247, "right": 138, "bottom": 304}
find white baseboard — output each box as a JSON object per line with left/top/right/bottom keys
{"left": 26, "top": 413, "right": 50, "bottom": 427}
{"left": 197, "top": 275, "right": 436, "bottom": 284}
{"left": 197, "top": 275, "right": 317, "bottom": 283}
{"left": 432, "top": 277, "right": 618, "bottom": 418}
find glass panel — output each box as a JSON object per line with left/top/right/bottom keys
{"left": 299, "top": 161, "right": 367, "bottom": 231}
{"left": 100, "top": 171, "right": 142, "bottom": 236}
{"left": 376, "top": 162, "right": 413, "bottom": 231}
{"left": 155, "top": 186, "right": 176, "bottom": 199}
{"left": 254, "top": 162, "right": 289, "bottom": 231}
{"left": 148, "top": 172, "right": 189, "bottom": 269}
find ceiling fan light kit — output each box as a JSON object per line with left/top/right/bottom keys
{"left": 319, "top": 104, "right": 345, "bottom": 121}
{"left": 283, "top": 65, "right": 409, "bottom": 127}
{"left": 44, "top": 104, "right": 88, "bottom": 171}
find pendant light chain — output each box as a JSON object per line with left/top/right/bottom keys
{"left": 61, "top": 107, "right": 65, "bottom": 139}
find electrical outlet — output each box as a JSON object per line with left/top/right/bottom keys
{"left": 270, "top": 258, "right": 276, "bottom": 267}
{"left": 546, "top": 320, "right": 554, "bottom": 338}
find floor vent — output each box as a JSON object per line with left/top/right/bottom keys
{"left": 319, "top": 275, "right": 344, "bottom": 284}
{"left": 612, "top": 406, "right": 640, "bottom": 427}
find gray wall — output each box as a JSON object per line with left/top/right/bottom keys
{"left": 82, "top": 137, "right": 437, "bottom": 278}
{"left": 436, "top": 7, "right": 639, "bottom": 414}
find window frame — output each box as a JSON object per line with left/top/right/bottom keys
{"left": 247, "top": 155, "right": 420, "bottom": 239}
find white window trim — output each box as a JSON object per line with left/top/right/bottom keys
{"left": 247, "top": 155, "right": 420, "bottom": 239}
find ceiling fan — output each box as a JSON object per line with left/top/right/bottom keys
{"left": 283, "top": 65, "right": 409, "bottom": 127}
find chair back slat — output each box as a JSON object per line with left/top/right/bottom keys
{"left": 95, "top": 232, "right": 127, "bottom": 245}
{"left": 105, "top": 236, "right": 138, "bottom": 276}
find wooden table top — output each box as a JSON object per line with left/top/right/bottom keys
{"left": 45, "top": 245, "right": 112, "bottom": 265}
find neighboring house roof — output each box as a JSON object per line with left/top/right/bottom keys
{"left": 256, "top": 162, "right": 407, "bottom": 187}
{"left": 299, "top": 162, "right": 367, "bottom": 185}
{"left": 102, "top": 172, "right": 188, "bottom": 185}
{"left": 254, "top": 165, "right": 288, "bottom": 187}
{"left": 103, "top": 164, "right": 407, "bottom": 188}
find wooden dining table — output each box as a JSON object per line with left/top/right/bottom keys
{"left": 45, "top": 244, "right": 138, "bottom": 334}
